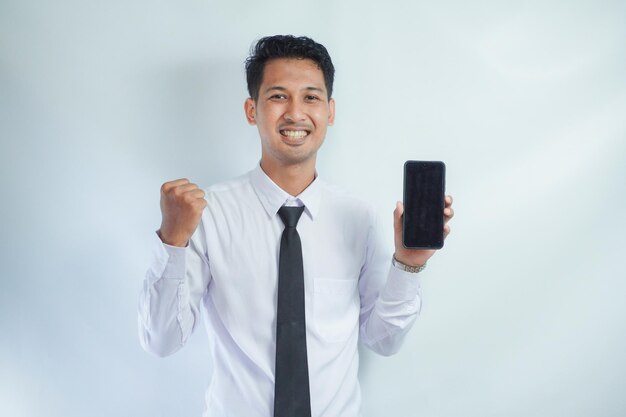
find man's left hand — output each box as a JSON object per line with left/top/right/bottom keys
{"left": 393, "top": 195, "right": 454, "bottom": 267}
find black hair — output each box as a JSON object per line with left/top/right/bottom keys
{"left": 245, "top": 35, "right": 335, "bottom": 101}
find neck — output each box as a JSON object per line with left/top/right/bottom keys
{"left": 260, "top": 158, "right": 317, "bottom": 196}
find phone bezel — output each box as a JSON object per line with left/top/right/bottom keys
{"left": 402, "top": 160, "right": 446, "bottom": 250}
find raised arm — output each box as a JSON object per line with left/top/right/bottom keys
{"left": 137, "top": 179, "right": 211, "bottom": 357}
{"left": 359, "top": 196, "right": 454, "bottom": 355}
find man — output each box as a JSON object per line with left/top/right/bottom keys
{"left": 139, "top": 35, "right": 454, "bottom": 417}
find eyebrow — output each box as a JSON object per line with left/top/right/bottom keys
{"left": 264, "top": 86, "right": 325, "bottom": 94}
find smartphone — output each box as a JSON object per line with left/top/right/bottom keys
{"left": 403, "top": 160, "right": 446, "bottom": 249}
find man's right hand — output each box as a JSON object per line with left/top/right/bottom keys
{"left": 158, "top": 179, "right": 207, "bottom": 247}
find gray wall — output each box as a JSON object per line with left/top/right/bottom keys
{"left": 1, "top": 0, "right": 625, "bottom": 416}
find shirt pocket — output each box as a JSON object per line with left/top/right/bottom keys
{"left": 312, "top": 277, "right": 359, "bottom": 343}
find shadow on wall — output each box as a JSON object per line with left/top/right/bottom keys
{"left": 132, "top": 59, "right": 259, "bottom": 185}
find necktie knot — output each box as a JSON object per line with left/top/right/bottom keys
{"left": 278, "top": 206, "right": 305, "bottom": 228}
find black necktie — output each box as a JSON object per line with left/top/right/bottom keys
{"left": 274, "top": 206, "right": 311, "bottom": 417}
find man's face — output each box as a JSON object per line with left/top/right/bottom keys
{"left": 245, "top": 58, "right": 335, "bottom": 170}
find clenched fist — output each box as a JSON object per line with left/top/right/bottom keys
{"left": 158, "top": 179, "right": 207, "bottom": 247}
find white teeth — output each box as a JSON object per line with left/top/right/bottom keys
{"left": 281, "top": 130, "right": 307, "bottom": 138}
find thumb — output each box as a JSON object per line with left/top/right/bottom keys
{"left": 394, "top": 201, "right": 404, "bottom": 232}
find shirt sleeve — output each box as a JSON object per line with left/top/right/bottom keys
{"left": 358, "top": 208, "right": 422, "bottom": 356}
{"left": 137, "top": 220, "right": 211, "bottom": 357}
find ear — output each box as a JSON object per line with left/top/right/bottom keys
{"left": 328, "top": 98, "right": 336, "bottom": 126}
{"left": 244, "top": 98, "right": 256, "bottom": 125}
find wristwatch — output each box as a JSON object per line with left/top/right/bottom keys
{"left": 392, "top": 256, "right": 427, "bottom": 273}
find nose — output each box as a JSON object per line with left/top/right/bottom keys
{"left": 283, "top": 100, "right": 306, "bottom": 123}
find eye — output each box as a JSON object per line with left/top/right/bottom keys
{"left": 269, "top": 94, "right": 287, "bottom": 100}
{"left": 305, "top": 95, "right": 321, "bottom": 102}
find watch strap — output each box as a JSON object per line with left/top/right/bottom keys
{"left": 392, "top": 256, "right": 427, "bottom": 273}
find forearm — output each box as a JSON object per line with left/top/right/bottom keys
{"left": 138, "top": 232, "right": 208, "bottom": 357}
{"left": 359, "top": 263, "right": 422, "bottom": 356}
{"left": 138, "top": 278, "right": 194, "bottom": 358}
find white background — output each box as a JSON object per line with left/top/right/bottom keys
{"left": 1, "top": 0, "right": 625, "bottom": 416}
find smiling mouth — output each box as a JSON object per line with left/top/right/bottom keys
{"left": 280, "top": 129, "right": 310, "bottom": 139}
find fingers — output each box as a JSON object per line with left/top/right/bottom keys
{"left": 161, "top": 178, "right": 190, "bottom": 193}
{"left": 187, "top": 189, "right": 206, "bottom": 199}
{"left": 174, "top": 183, "right": 203, "bottom": 196}
{"left": 162, "top": 180, "right": 205, "bottom": 200}
{"left": 444, "top": 195, "right": 454, "bottom": 219}
{"left": 159, "top": 178, "right": 206, "bottom": 247}
{"left": 176, "top": 183, "right": 199, "bottom": 192}
{"left": 444, "top": 195, "right": 453, "bottom": 239}
{"left": 394, "top": 201, "right": 404, "bottom": 217}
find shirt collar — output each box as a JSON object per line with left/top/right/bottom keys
{"left": 250, "top": 162, "right": 322, "bottom": 221}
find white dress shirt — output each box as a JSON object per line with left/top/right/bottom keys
{"left": 138, "top": 164, "right": 423, "bottom": 417}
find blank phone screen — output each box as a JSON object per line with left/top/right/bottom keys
{"left": 403, "top": 161, "right": 446, "bottom": 249}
